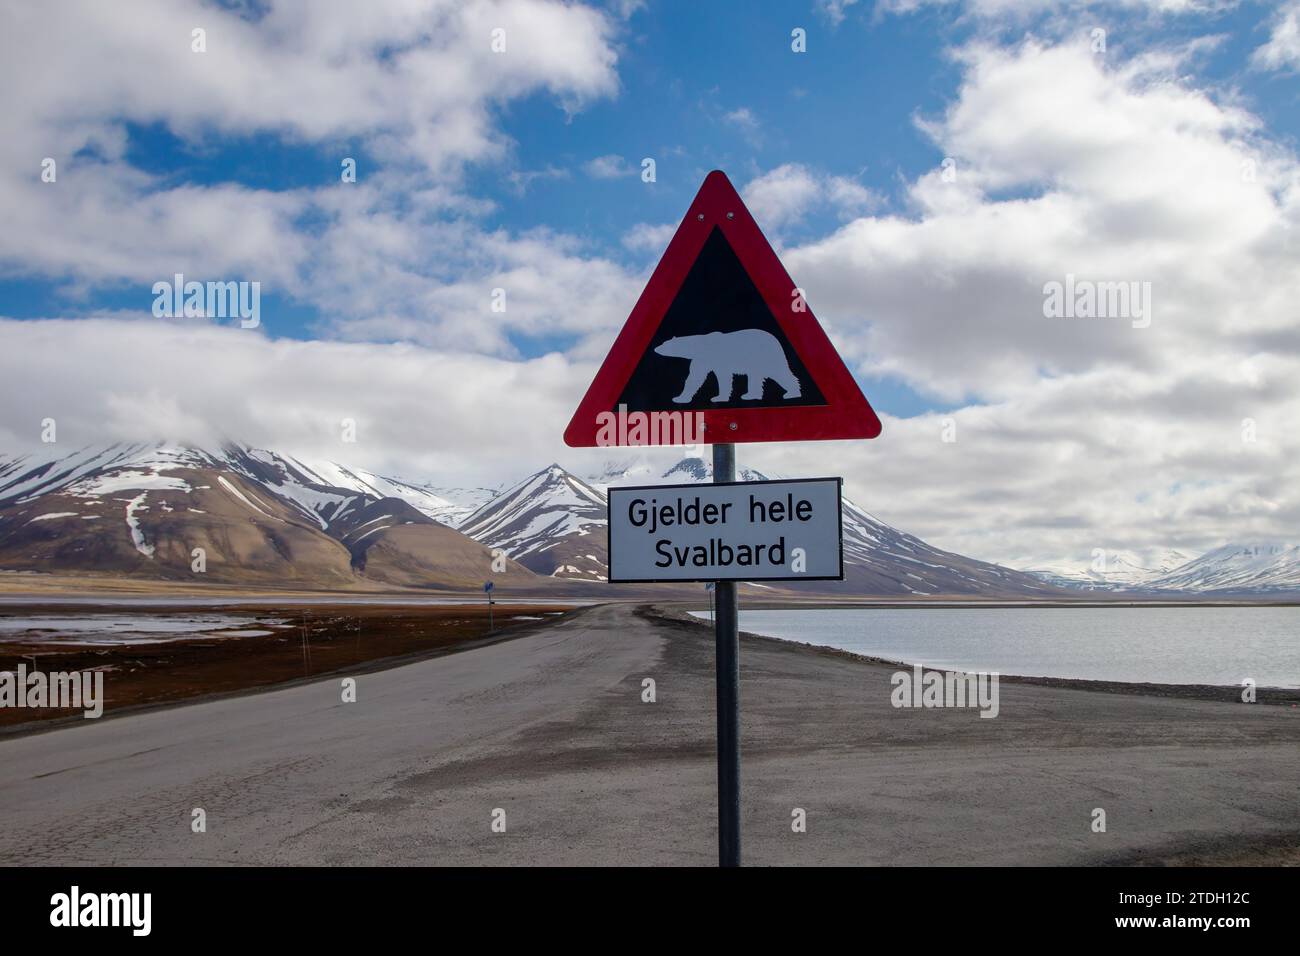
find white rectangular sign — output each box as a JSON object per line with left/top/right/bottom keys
{"left": 606, "top": 478, "right": 843, "bottom": 583}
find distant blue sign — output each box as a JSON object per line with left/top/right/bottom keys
{"left": 484, "top": 581, "right": 494, "bottom": 592}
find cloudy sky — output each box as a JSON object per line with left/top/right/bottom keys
{"left": 1, "top": 0, "right": 1298, "bottom": 570}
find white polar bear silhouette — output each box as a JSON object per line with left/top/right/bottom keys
{"left": 654, "top": 329, "right": 803, "bottom": 403}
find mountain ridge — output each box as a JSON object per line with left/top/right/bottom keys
{"left": 3, "top": 442, "right": 1295, "bottom": 596}
{"left": 0, "top": 442, "right": 534, "bottom": 590}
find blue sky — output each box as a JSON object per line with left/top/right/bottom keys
{"left": 2, "top": 0, "right": 1300, "bottom": 566}
{"left": 0, "top": 1, "right": 974, "bottom": 416}
{"left": 4, "top": 0, "right": 1289, "bottom": 417}
{"left": 3, "top": 3, "right": 1295, "bottom": 332}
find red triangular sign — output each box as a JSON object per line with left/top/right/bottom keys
{"left": 564, "top": 170, "right": 881, "bottom": 446}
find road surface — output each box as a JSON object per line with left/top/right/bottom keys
{"left": 1, "top": 603, "right": 1297, "bottom": 865}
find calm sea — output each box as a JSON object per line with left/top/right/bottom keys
{"left": 692, "top": 606, "right": 1300, "bottom": 687}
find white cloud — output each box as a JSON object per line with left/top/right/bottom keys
{"left": 609, "top": 0, "right": 648, "bottom": 18}
{"left": 584, "top": 154, "right": 631, "bottom": 178}
{"left": 745, "top": 166, "right": 821, "bottom": 228}
{"left": 743, "top": 163, "right": 880, "bottom": 230}
{"left": 0, "top": 0, "right": 618, "bottom": 175}
{"left": 816, "top": 0, "right": 863, "bottom": 26}
{"left": 0, "top": 0, "right": 622, "bottom": 331}
{"left": 789, "top": 39, "right": 1294, "bottom": 401}
{"left": 877, "top": 0, "right": 1239, "bottom": 16}
{"left": 621, "top": 222, "right": 677, "bottom": 254}
{"left": 1253, "top": 2, "right": 1300, "bottom": 71}
{"left": 723, "top": 107, "right": 762, "bottom": 144}
{"left": 0, "top": 317, "right": 590, "bottom": 489}
{"left": 505, "top": 165, "right": 571, "bottom": 195}
{"left": 753, "top": 38, "right": 1300, "bottom": 565}
{"left": 307, "top": 213, "right": 643, "bottom": 359}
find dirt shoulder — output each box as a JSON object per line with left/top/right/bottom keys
{"left": 0, "top": 602, "right": 579, "bottom": 734}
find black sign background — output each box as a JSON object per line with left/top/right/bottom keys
{"left": 615, "top": 227, "right": 827, "bottom": 412}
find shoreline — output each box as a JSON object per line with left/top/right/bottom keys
{"left": 3, "top": 600, "right": 1295, "bottom": 741}
{"left": 646, "top": 604, "right": 1300, "bottom": 706}
{"left": 3, "top": 572, "right": 1299, "bottom": 607}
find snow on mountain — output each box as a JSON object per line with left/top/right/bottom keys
{"left": 585, "top": 457, "right": 664, "bottom": 491}
{"left": 0, "top": 444, "right": 221, "bottom": 503}
{"left": 661, "top": 456, "right": 771, "bottom": 484}
{"left": 1023, "top": 549, "right": 1195, "bottom": 591}
{"left": 414, "top": 484, "right": 499, "bottom": 524}
{"left": 1146, "top": 543, "right": 1300, "bottom": 593}
{"left": 462, "top": 455, "right": 776, "bottom": 582}
{"left": 1145, "top": 549, "right": 1195, "bottom": 577}
{"left": 458, "top": 465, "right": 609, "bottom": 580}
{"left": 0, "top": 442, "right": 478, "bottom": 530}
{"left": 8, "top": 443, "right": 1295, "bottom": 596}
{"left": 1021, "top": 544, "right": 1300, "bottom": 595}
{"left": 587, "top": 452, "right": 769, "bottom": 490}
{"left": 0, "top": 442, "right": 536, "bottom": 589}
{"left": 215, "top": 447, "right": 469, "bottom": 528}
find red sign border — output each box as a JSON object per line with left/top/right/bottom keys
{"left": 564, "top": 169, "right": 882, "bottom": 446}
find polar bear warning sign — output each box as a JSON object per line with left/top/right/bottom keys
{"left": 564, "top": 169, "right": 881, "bottom": 446}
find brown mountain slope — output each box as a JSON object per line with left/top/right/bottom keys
{"left": 0, "top": 468, "right": 357, "bottom": 586}
{"left": 353, "top": 523, "right": 536, "bottom": 589}
{"left": 0, "top": 446, "right": 542, "bottom": 590}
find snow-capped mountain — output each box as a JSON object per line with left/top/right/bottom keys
{"left": 1023, "top": 549, "right": 1194, "bottom": 591}
{"left": 0, "top": 444, "right": 471, "bottom": 529}
{"left": 458, "top": 466, "right": 608, "bottom": 580}
{"left": 217, "top": 447, "right": 473, "bottom": 527}
{"left": 446, "top": 455, "right": 1059, "bottom": 594}
{"left": 1021, "top": 544, "right": 1300, "bottom": 595}
{"left": 1146, "top": 543, "right": 1300, "bottom": 593}
{"left": 586, "top": 454, "right": 767, "bottom": 489}
{"left": 1019, "top": 545, "right": 1300, "bottom": 594}
{"left": 0, "top": 443, "right": 535, "bottom": 589}
{"left": 8, "top": 442, "right": 1293, "bottom": 597}
{"left": 417, "top": 483, "right": 499, "bottom": 523}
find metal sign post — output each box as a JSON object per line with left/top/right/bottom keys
{"left": 713, "top": 442, "right": 741, "bottom": 867}
{"left": 484, "top": 580, "right": 495, "bottom": 632}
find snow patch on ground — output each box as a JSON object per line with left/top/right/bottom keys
{"left": 125, "top": 494, "right": 155, "bottom": 558}
{"left": 73, "top": 471, "right": 193, "bottom": 496}
{"left": 217, "top": 476, "right": 283, "bottom": 523}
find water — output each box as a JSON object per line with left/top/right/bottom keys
{"left": 691, "top": 606, "right": 1300, "bottom": 687}
{"left": 0, "top": 614, "right": 286, "bottom": 646}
